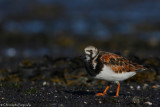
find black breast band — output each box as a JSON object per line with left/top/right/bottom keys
{"left": 84, "top": 52, "right": 103, "bottom": 77}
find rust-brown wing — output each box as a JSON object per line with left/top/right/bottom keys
{"left": 100, "top": 52, "right": 146, "bottom": 73}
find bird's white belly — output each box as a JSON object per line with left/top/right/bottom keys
{"left": 95, "top": 65, "right": 136, "bottom": 82}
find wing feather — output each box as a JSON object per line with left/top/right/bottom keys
{"left": 100, "top": 52, "right": 146, "bottom": 73}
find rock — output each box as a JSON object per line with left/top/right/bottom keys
{"left": 64, "top": 96, "right": 68, "bottom": 99}
{"left": 132, "top": 96, "right": 140, "bottom": 104}
{"left": 84, "top": 101, "right": 87, "bottom": 104}
{"left": 145, "top": 101, "right": 152, "bottom": 105}
{"left": 43, "top": 81, "right": 47, "bottom": 86}
{"left": 143, "top": 83, "right": 148, "bottom": 90}
{"left": 109, "top": 91, "right": 113, "bottom": 93}
{"left": 127, "top": 91, "right": 130, "bottom": 94}
{"left": 137, "top": 85, "right": 141, "bottom": 90}
{"left": 99, "top": 101, "right": 102, "bottom": 104}
{"left": 152, "top": 85, "right": 160, "bottom": 89}
{"left": 43, "top": 81, "right": 49, "bottom": 86}
{"left": 86, "top": 90, "right": 89, "bottom": 92}
{"left": 1, "top": 97, "right": 5, "bottom": 100}
{"left": 59, "top": 104, "right": 64, "bottom": 107}
{"left": 130, "top": 86, "right": 134, "bottom": 90}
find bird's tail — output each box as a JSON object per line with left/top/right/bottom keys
{"left": 133, "top": 63, "right": 148, "bottom": 72}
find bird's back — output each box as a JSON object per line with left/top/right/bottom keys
{"left": 99, "top": 51, "right": 147, "bottom": 73}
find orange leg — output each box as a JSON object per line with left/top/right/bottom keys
{"left": 95, "top": 83, "right": 111, "bottom": 96}
{"left": 113, "top": 83, "right": 120, "bottom": 97}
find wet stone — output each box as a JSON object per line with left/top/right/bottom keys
{"left": 132, "top": 96, "right": 140, "bottom": 104}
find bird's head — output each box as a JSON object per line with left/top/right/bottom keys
{"left": 81, "top": 46, "right": 99, "bottom": 61}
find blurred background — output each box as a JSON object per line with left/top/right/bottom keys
{"left": 0, "top": 0, "right": 160, "bottom": 83}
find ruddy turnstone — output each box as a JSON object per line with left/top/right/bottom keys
{"left": 81, "top": 46, "right": 147, "bottom": 97}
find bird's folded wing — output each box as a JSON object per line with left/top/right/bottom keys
{"left": 100, "top": 52, "right": 146, "bottom": 73}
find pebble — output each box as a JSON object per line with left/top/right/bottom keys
{"left": 64, "top": 96, "right": 68, "bottom": 99}
{"left": 127, "top": 91, "right": 130, "bottom": 94}
{"left": 1, "top": 97, "right": 5, "bottom": 100}
{"left": 130, "top": 86, "right": 134, "bottom": 90}
{"left": 143, "top": 83, "right": 148, "bottom": 90}
{"left": 145, "top": 101, "right": 152, "bottom": 105}
{"left": 132, "top": 96, "right": 140, "bottom": 104}
{"left": 41, "top": 87, "right": 45, "bottom": 90}
{"left": 84, "top": 101, "right": 87, "bottom": 104}
{"left": 59, "top": 104, "right": 64, "bottom": 107}
{"left": 99, "top": 101, "right": 102, "bottom": 104}
{"left": 43, "top": 81, "right": 47, "bottom": 86}
{"left": 137, "top": 85, "right": 141, "bottom": 90}
{"left": 43, "top": 81, "right": 49, "bottom": 86}
{"left": 152, "top": 85, "right": 160, "bottom": 89}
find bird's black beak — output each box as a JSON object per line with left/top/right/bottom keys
{"left": 80, "top": 52, "right": 86, "bottom": 60}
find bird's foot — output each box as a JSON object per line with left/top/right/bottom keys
{"left": 95, "top": 93, "right": 106, "bottom": 97}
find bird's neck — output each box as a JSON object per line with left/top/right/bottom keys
{"left": 85, "top": 52, "right": 102, "bottom": 76}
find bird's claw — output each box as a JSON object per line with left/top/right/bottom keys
{"left": 95, "top": 93, "right": 106, "bottom": 96}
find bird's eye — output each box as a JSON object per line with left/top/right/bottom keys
{"left": 87, "top": 50, "right": 92, "bottom": 52}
